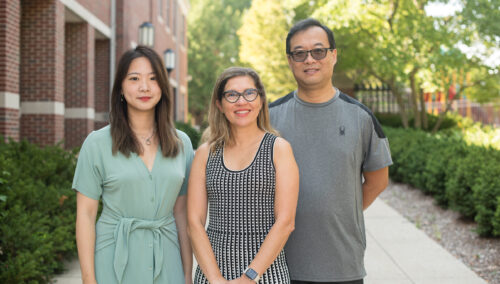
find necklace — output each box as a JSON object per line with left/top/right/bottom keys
{"left": 137, "top": 129, "right": 155, "bottom": 145}
{"left": 144, "top": 130, "right": 155, "bottom": 145}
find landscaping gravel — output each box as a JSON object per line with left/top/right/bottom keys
{"left": 379, "top": 181, "right": 500, "bottom": 284}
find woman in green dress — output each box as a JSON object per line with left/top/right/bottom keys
{"left": 74, "top": 46, "right": 193, "bottom": 284}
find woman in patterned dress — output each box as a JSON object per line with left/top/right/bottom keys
{"left": 187, "top": 67, "right": 299, "bottom": 283}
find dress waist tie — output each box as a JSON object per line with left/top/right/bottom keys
{"left": 99, "top": 212, "right": 178, "bottom": 283}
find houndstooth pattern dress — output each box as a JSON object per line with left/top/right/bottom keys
{"left": 194, "top": 133, "right": 290, "bottom": 284}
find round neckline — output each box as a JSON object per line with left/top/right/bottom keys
{"left": 293, "top": 87, "right": 339, "bottom": 107}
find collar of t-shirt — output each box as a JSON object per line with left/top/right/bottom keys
{"left": 293, "top": 87, "right": 340, "bottom": 107}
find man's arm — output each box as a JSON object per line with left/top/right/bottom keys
{"left": 362, "top": 166, "right": 389, "bottom": 210}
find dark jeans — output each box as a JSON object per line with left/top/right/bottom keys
{"left": 291, "top": 279, "right": 363, "bottom": 284}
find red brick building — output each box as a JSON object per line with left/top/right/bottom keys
{"left": 0, "top": 0, "right": 189, "bottom": 148}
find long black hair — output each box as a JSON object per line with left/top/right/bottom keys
{"left": 109, "top": 45, "right": 180, "bottom": 157}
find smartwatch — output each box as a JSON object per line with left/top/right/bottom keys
{"left": 243, "top": 267, "right": 260, "bottom": 283}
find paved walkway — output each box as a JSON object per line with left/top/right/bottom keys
{"left": 53, "top": 199, "right": 485, "bottom": 284}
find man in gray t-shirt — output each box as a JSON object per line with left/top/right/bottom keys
{"left": 269, "top": 18, "right": 392, "bottom": 284}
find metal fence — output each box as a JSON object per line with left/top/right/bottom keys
{"left": 353, "top": 84, "right": 500, "bottom": 127}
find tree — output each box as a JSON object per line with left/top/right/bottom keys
{"left": 237, "top": 0, "right": 296, "bottom": 100}
{"left": 453, "top": 0, "right": 500, "bottom": 46}
{"left": 187, "top": 0, "right": 251, "bottom": 124}
{"left": 235, "top": 0, "right": 500, "bottom": 131}
{"left": 423, "top": 46, "right": 500, "bottom": 132}
{"left": 313, "top": 0, "right": 498, "bottom": 130}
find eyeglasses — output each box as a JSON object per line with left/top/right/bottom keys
{"left": 222, "top": 88, "right": 259, "bottom": 103}
{"left": 288, "top": 48, "right": 333, "bottom": 62}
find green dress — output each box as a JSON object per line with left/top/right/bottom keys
{"left": 72, "top": 125, "right": 194, "bottom": 284}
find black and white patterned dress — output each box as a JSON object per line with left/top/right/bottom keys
{"left": 194, "top": 133, "right": 290, "bottom": 284}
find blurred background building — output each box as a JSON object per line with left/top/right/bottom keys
{"left": 0, "top": 0, "right": 189, "bottom": 148}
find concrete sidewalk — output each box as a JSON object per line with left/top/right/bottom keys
{"left": 53, "top": 199, "right": 486, "bottom": 283}
{"left": 364, "top": 199, "right": 485, "bottom": 284}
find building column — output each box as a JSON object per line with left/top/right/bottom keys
{"left": 94, "top": 39, "right": 110, "bottom": 130}
{"left": 64, "top": 22, "right": 95, "bottom": 149}
{"left": 20, "top": 0, "right": 65, "bottom": 146}
{"left": 0, "top": 0, "right": 21, "bottom": 141}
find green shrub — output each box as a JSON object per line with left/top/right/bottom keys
{"left": 376, "top": 112, "right": 457, "bottom": 131}
{"left": 384, "top": 126, "right": 500, "bottom": 237}
{"left": 384, "top": 127, "right": 432, "bottom": 189}
{"left": 444, "top": 147, "right": 485, "bottom": 219}
{"left": 175, "top": 121, "right": 201, "bottom": 149}
{"left": 471, "top": 151, "right": 500, "bottom": 237}
{"left": 493, "top": 197, "right": 500, "bottom": 236}
{"left": 376, "top": 113, "right": 405, "bottom": 128}
{"left": 0, "top": 139, "right": 77, "bottom": 283}
{"left": 422, "top": 137, "right": 467, "bottom": 206}
{"left": 411, "top": 113, "right": 457, "bottom": 131}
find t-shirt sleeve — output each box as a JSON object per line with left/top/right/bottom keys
{"left": 178, "top": 133, "right": 194, "bottom": 197}
{"left": 72, "top": 135, "right": 103, "bottom": 200}
{"left": 362, "top": 116, "right": 393, "bottom": 172}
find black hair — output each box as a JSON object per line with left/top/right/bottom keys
{"left": 110, "top": 45, "right": 179, "bottom": 157}
{"left": 286, "top": 18, "right": 336, "bottom": 54}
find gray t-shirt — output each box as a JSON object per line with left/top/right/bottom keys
{"left": 269, "top": 89, "right": 392, "bottom": 282}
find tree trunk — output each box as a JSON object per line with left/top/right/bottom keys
{"left": 431, "top": 101, "right": 452, "bottom": 133}
{"left": 388, "top": 81, "right": 409, "bottom": 128}
{"left": 409, "top": 69, "right": 421, "bottom": 129}
{"left": 419, "top": 88, "right": 428, "bottom": 129}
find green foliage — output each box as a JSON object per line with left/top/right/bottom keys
{"left": 493, "top": 196, "right": 500, "bottom": 236}
{"left": 187, "top": 0, "right": 252, "bottom": 122}
{"left": 456, "top": 0, "right": 500, "bottom": 46}
{"left": 471, "top": 151, "right": 500, "bottom": 236}
{"left": 0, "top": 139, "right": 78, "bottom": 283}
{"left": 423, "top": 138, "right": 468, "bottom": 206}
{"left": 175, "top": 121, "right": 201, "bottom": 149}
{"left": 375, "top": 113, "right": 406, "bottom": 128}
{"left": 444, "top": 147, "right": 486, "bottom": 218}
{"left": 384, "top": 126, "right": 500, "bottom": 237}
{"left": 238, "top": 0, "right": 296, "bottom": 100}
{"left": 376, "top": 112, "right": 457, "bottom": 130}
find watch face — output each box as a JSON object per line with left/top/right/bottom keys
{"left": 245, "top": 268, "right": 258, "bottom": 280}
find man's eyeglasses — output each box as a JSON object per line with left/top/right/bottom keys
{"left": 222, "top": 88, "right": 259, "bottom": 103}
{"left": 288, "top": 48, "right": 333, "bottom": 62}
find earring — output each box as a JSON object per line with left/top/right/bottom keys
{"left": 121, "top": 94, "right": 124, "bottom": 102}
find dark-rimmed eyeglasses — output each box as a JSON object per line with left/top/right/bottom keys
{"left": 222, "top": 88, "right": 259, "bottom": 103}
{"left": 288, "top": 48, "right": 333, "bottom": 62}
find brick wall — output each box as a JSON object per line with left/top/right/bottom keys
{"left": 0, "top": 0, "right": 20, "bottom": 141}
{"left": 0, "top": 108, "right": 19, "bottom": 140}
{"left": 21, "top": 114, "right": 64, "bottom": 145}
{"left": 20, "top": 0, "right": 65, "bottom": 145}
{"left": 95, "top": 39, "right": 110, "bottom": 130}
{"left": 76, "top": 0, "right": 111, "bottom": 26}
{"left": 0, "top": 1, "right": 20, "bottom": 94}
{"left": 64, "top": 22, "right": 95, "bottom": 149}
{"left": 1, "top": 0, "right": 187, "bottom": 146}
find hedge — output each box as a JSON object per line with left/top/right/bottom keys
{"left": 0, "top": 125, "right": 201, "bottom": 282}
{"left": 375, "top": 112, "right": 457, "bottom": 130}
{"left": 176, "top": 121, "right": 201, "bottom": 149}
{"left": 385, "top": 126, "right": 500, "bottom": 237}
{"left": 0, "top": 139, "right": 78, "bottom": 283}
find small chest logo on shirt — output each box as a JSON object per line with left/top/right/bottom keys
{"left": 339, "top": 126, "right": 346, "bottom": 136}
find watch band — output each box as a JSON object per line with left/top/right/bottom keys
{"left": 243, "top": 267, "right": 260, "bottom": 283}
